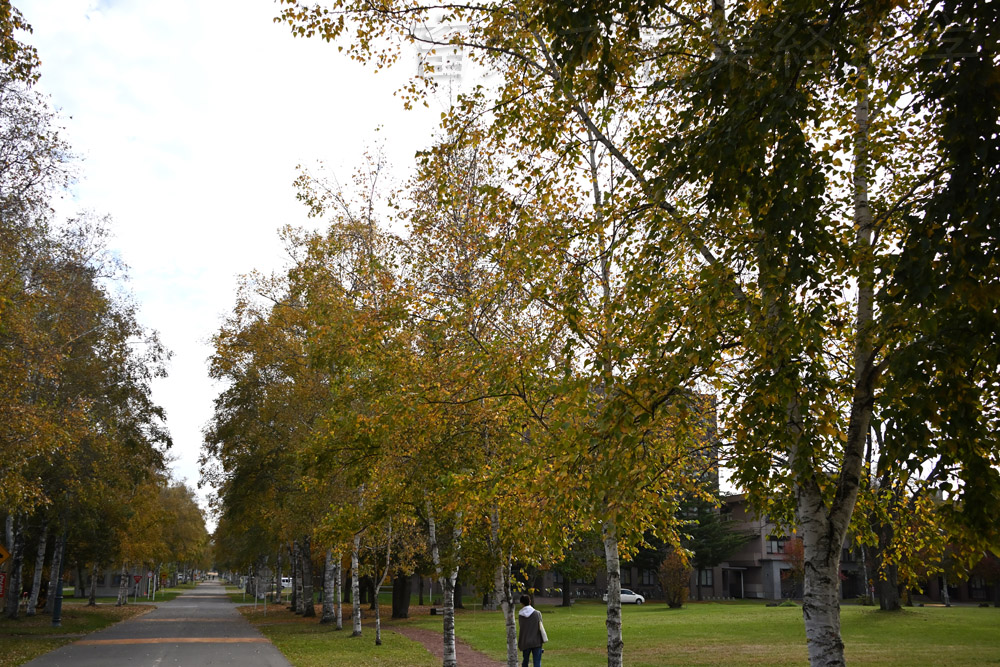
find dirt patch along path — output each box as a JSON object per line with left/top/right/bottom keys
{"left": 392, "top": 624, "right": 504, "bottom": 667}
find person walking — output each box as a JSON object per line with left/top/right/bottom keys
{"left": 517, "top": 594, "right": 545, "bottom": 667}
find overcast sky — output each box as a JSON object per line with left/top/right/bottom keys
{"left": 18, "top": 0, "right": 444, "bottom": 523}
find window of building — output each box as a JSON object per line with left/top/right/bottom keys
{"left": 553, "top": 572, "right": 564, "bottom": 584}
{"left": 971, "top": 575, "right": 987, "bottom": 600}
{"left": 766, "top": 536, "right": 787, "bottom": 554}
{"left": 622, "top": 569, "right": 631, "bottom": 586}
{"left": 640, "top": 569, "right": 656, "bottom": 586}
{"left": 699, "top": 569, "right": 714, "bottom": 587}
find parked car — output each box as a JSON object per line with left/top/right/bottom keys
{"left": 281, "top": 577, "right": 292, "bottom": 588}
{"left": 603, "top": 589, "right": 645, "bottom": 605}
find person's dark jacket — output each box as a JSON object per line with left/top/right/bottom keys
{"left": 517, "top": 605, "right": 543, "bottom": 650}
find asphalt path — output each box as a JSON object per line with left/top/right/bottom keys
{"left": 25, "top": 582, "right": 291, "bottom": 667}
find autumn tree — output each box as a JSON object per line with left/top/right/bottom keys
{"left": 658, "top": 550, "right": 691, "bottom": 609}
{"left": 159, "top": 483, "right": 210, "bottom": 582}
{"left": 0, "top": 2, "right": 39, "bottom": 81}
{"left": 202, "top": 260, "right": 331, "bottom": 611}
{"left": 273, "top": 3, "right": 1000, "bottom": 666}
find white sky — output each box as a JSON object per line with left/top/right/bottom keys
{"left": 18, "top": 0, "right": 444, "bottom": 524}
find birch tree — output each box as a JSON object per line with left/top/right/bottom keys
{"left": 277, "top": 2, "right": 1000, "bottom": 666}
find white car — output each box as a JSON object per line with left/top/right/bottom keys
{"left": 281, "top": 577, "right": 292, "bottom": 588}
{"left": 603, "top": 588, "right": 645, "bottom": 605}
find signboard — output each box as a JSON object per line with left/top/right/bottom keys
{"left": 0, "top": 572, "right": 6, "bottom": 597}
{"left": 0, "top": 544, "right": 9, "bottom": 568}
{"left": 147, "top": 571, "right": 153, "bottom": 579}
{"left": 133, "top": 574, "right": 142, "bottom": 584}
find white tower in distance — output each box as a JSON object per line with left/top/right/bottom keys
{"left": 411, "top": 12, "right": 472, "bottom": 110}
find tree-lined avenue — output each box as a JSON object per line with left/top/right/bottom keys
{"left": 24, "top": 582, "right": 289, "bottom": 667}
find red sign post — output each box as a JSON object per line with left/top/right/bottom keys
{"left": 133, "top": 574, "right": 142, "bottom": 584}
{"left": 0, "top": 572, "right": 6, "bottom": 597}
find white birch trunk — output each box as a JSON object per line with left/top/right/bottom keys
{"left": 490, "top": 509, "right": 518, "bottom": 667}
{"left": 335, "top": 553, "right": 343, "bottom": 630}
{"left": 441, "top": 571, "right": 459, "bottom": 667}
{"left": 797, "top": 487, "right": 847, "bottom": 666}
{"left": 322, "top": 548, "right": 337, "bottom": 623}
{"left": 427, "top": 504, "right": 462, "bottom": 667}
{"left": 796, "top": 42, "right": 875, "bottom": 667}
{"left": 4, "top": 518, "right": 25, "bottom": 619}
{"left": 292, "top": 540, "right": 303, "bottom": 614}
{"left": 501, "top": 551, "right": 518, "bottom": 667}
{"left": 374, "top": 520, "right": 392, "bottom": 646}
{"left": 603, "top": 520, "right": 624, "bottom": 667}
{"left": 45, "top": 531, "right": 64, "bottom": 614}
{"left": 351, "top": 533, "right": 362, "bottom": 636}
{"left": 275, "top": 547, "right": 282, "bottom": 604}
{"left": 26, "top": 525, "right": 47, "bottom": 616}
{"left": 116, "top": 563, "right": 128, "bottom": 606}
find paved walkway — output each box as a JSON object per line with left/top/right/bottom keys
{"left": 25, "top": 582, "right": 290, "bottom": 667}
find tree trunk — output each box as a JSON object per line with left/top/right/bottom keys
{"left": 800, "top": 528, "right": 845, "bottom": 667}
{"left": 116, "top": 563, "right": 128, "bottom": 606}
{"left": 793, "top": 33, "right": 875, "bottom": 667}
{"left": 3, "top": 517, "right": 25, "bottom": 619}
{"left": 418, "top": 575, "right": 424, "bottom": 605}
{"left": 427, "top": 504, "right": 462, "bottom": 667}
{"left": 26, "top": 525, "right": 47, "bottom": 616}
{"left": 877, "top": 563, "right": 900, "bottom": 611}
{"left": 301, "top": 535, "right": 315, "bottom": 617}
{"left": 367, "top": 576, "right": 377, "bottom": 609}
{"left": 335, "top": 553, "right": 343, "bottom": 629}
{"left": 45, "top": 530, "right": 64, "bottom": 614}
{"left": 275, "top": 547, "right": 283, "bottom": 604}
{"left": 373, "top": 520, "right": 392, "bottom": 646}
{"left": 75, "top": 563, "right": 85, "bottom": 599}
{"left": 88, "top": 563, "right": 98, "bottom": 606}
{"left": 351, "top": 532, "right": 362, "bottom": 636}
{"left": 874, "top": 517, "right": 901, "bottom": 611}
{"left": 603, "top": 520, "right": 624, "bottom": 667}
{"left": 500, "top": 551, "right": 518, "bottom": 667}
{"left": 391, "top": 572, "right": 411, "bottom": 619}
{"left": 941, "top": 572, "right": 951, "bottom": 607}
{"left": 561, "top": 579, "right": 572, "bottom": 607}
{"left": 321, "top": 549, "right": 337, "bottom": 624}
{"left": 290, "top": 541, "right": 299, "bottom": 612}
{"left": 859, "top": 544, "right": 872, "bottom": 603}
{"left": 441, "top": 571, "right": 460, "bottom": 667}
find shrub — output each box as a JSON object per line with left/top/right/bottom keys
{"left": 658, "top": 550, "right": 692, "bottom": 609}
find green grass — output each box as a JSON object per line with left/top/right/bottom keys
{"left": 404, "top": 600, "right": 1000, "bottom": 666}
{"left": 0, "top": 602, "right": 151, "bottom": 667}
{"left": 237, "top": 604, "right": 437, "bottom": 667}
{"left": 253, "top": 621, "right": 438, "bottom": 667}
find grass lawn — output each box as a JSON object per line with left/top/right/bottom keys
{"left": 401, "top": 600, "right": 1000, "bottom": 667}
{"left": 239, "top": 603, "right": 438, "bottom": 667}
{"left": 0, "top": 602, "right": 151, "bottom": 667}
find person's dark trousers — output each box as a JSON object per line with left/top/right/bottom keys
{"left": 522, "top": 646, "right": 542, "bottom": 667}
